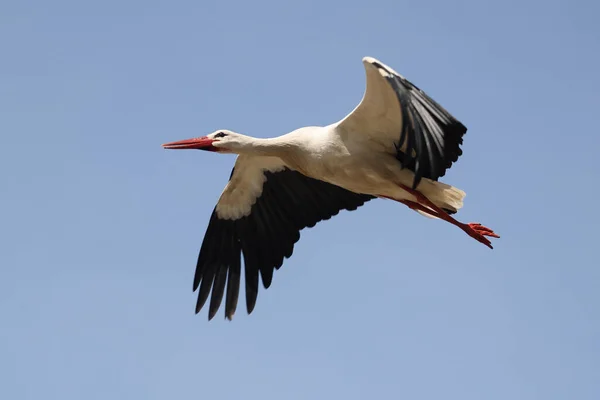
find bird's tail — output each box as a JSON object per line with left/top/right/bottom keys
{"left": 415, "top": 180, "right": 466, "bottom": 219}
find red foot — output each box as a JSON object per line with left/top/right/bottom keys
{"left": 462, "top": 223, "right": 500, "bottom": 249}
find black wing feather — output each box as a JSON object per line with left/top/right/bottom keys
{"left": 194, "top": 168, "right": 374, "bottom": 320}
{"left": 373, "top": 61, "right": 467, "bottom": 189}
{"left": 224, "top": 239, "right": 241, "bottom": 317}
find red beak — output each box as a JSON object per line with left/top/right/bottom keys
{"left": 162, "top": 136, "right": 217, "bottom": 150}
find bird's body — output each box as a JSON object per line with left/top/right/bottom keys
{"left": 277, "top": 127, "right": 403, "bottom": 196}
{"left": 163, "top": 56, "right": 499, "bottom": 320}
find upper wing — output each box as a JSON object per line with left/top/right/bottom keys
{"left": 336, "top": 57, "right": 467, "bottom": 189}
{"left": 193, "top": 155, "right": 374, "bottom": 320}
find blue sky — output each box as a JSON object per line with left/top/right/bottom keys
{"left": 1, "top": 0, "right": 599, "bottom": 398}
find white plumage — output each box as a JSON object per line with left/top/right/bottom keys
{"left": 163, "top": 56, "right": 499, "bottom": 320}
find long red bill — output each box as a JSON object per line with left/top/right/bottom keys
{"left": 162, "top": 136, "right": 216, "bottom": 150}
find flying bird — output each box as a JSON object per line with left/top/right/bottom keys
{"left": 163, "top": 56, "right": 499, "bottom": 320}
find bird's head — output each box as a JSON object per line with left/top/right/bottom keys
{"left": 162, "top": 130, "right": 249, "bottom": 154}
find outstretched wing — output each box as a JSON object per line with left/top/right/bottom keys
{"left": 194, "top": 155, "right": 374, "bottom": 320}
{"left": 336, "top": 56, "right": 467, "bottom": 189}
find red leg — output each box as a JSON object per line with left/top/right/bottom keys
{"left": 393, "top": 185, "right": 500, "bottom": 249}
{"left": 380, "top": 195, "right": 441, "bottom": 216}
{"left": 401, "top": 200, "right": 444, "bottom": 217}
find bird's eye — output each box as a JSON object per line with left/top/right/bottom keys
{"left": 214, "top": 132, "right": 227, "bottom": 138}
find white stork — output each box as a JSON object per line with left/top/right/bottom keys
{"left": 163, "top": 56, "right": 499, "bottom": 320}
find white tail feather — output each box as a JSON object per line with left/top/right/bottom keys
{"left": 417, "top": 179, "right": 466, "bottom": 217}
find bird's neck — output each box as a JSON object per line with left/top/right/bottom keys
{"left": 237, "top": 135, "right": 298, "bottom": 157}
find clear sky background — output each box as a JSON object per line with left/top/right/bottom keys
{"left": 1, "top": 0, "right": 599, "bottom": 399}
